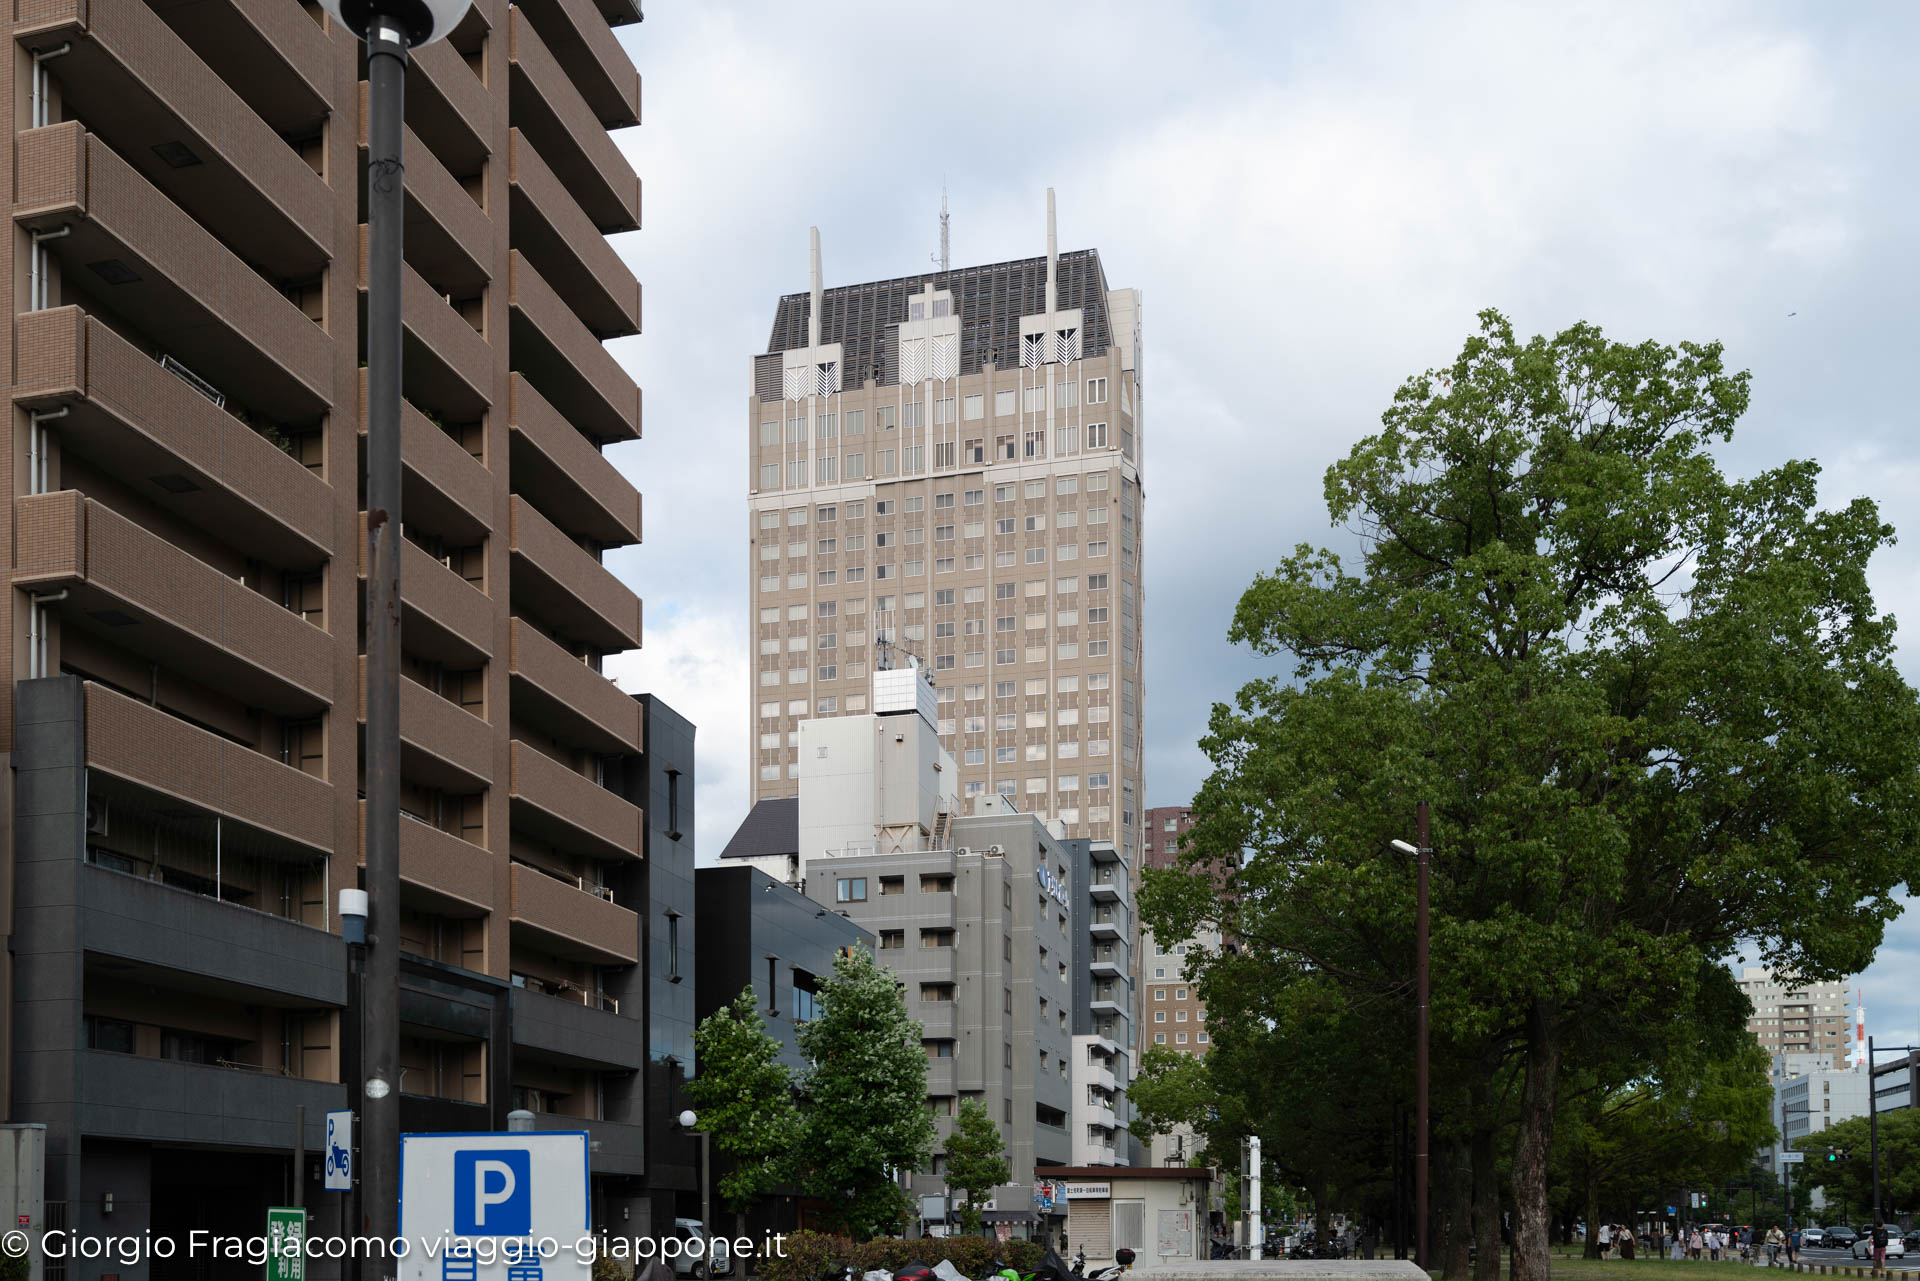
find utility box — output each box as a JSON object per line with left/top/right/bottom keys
{"left": 0, "top": 1125, "right": 47, "bottom": 1281}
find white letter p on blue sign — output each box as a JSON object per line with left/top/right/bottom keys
{"left": 454, "top": 1150, "right": 530, "bottom": 1236}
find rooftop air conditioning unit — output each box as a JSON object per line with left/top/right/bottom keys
{"left": 86, "top": 797, "right": 109, "bottom": 837}
{"left": 986, "top": 844, "right": 1005, "bottom": 856}
{"left": 954, "top": 847, "right": 971, "bottom": 857}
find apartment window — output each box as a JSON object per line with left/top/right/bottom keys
{"left": 922, "top": 984, "right": 956, "bottom": 1003}
{"left": 845, "top": 409, "right": 866, "bottom": 435}
{"left": 878, "top": 448, "right": 896, "bottom": 475}
{"left": 759, "top": 420, "right": 780, "bottom": 446}
{"left": 1057, "top": 424, "right": 1080, "bottom": 454}
{"left": 836, "top": 877, "right": 867, "bottom": 903}
{"left": 759, "top": 463, "right": 779, "bottom": 488}
{"left": 996, "top": 681, "right": 1017, "bottom": 697}
{"left": 920, "top": 874, "right": 954, "bottom": 893}
{"left": 1154, "top": 1033, "right": 1166, "bottom": 1045}
{"left": 995, "top": 389, "right": 1016, "bottom": 416}
{"left": 1058, "top": 477, "right": 1079, "bottom": 495}
{"left": 1025, "top": 547, "right": 1046, "bottom": 564}
{"left": 845, "top": 452, "right": 866, "bottom": 479}
{"left": 1087, "top": 422, "right": 1109, "bottom": 449}
{"left": 787, "top": 460, "right": 807, "bottom": 487}
{"left": 817, "top": 412, "right": 838, "bottom": 440}
{"left": 1087, "top": 377, "right": 1108, "bottom": 404}
{"left": 963, "top": 394, "right": 984, "bottom": 420}
{"left": 788, "top": 416, "right": 807, "bottom": 442}
{"left": 876, "top": 405, "right": 896, "bottom": 431}
{"left": 816, "top": 455, "right": 838, "bottom": 484}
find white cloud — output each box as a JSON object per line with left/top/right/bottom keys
{"left": 605, "top": 606, "right": 747, "bottom": 865}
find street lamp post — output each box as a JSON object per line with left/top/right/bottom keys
{"left": 312, "top": 2, "right": 470, "bottom": 1274}
{"left": 681, "top": 1110, "right": 712, "bottom": 1244}
{"left": 1391, "top": 802, "right": 1432, "bottom": 1270}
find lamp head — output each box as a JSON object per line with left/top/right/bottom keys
{"left": 1390, "top": 839, "right": 1420, "bottom": 856}
{"left": 679, "top": 1109, "right": 698, "bottom": 1130}
{"left": 319, "top": 0, "right": 472, "bottom": 47}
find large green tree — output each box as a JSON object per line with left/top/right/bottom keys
{"left": 687, "top": 985, "right": 801, "bottom": 1241}
{"left": 794, "top": 945, "right": 937, "bottom": 1239}
{"left": 944, "top": 1100, "right": 1011, "bottom": 1233}
{"left": 1794, "top": 1108, "right": 1920, "bottom": 1220}
{"left": 1143, "top": 310, "right": 1920, "bottom": 1281}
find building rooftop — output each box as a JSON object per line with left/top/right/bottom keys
{"left": 761, "top": 249, "right": 1114, "bottom": 387}
{"left": 717, "top": 797, "right": 799, "bottom": 862}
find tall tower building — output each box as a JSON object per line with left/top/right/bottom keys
{"left": 4, "top": 0, "right": 655, "bottom": 1251}
{"left": 747, "top": 192, "right": 1147, "bottom": 868}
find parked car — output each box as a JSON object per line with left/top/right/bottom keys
{"left": 1825, "top": 1227, "right": 1858, "bottom": 1249}
{"left": 669, "top": 1219, "right": 733, "bottom": 1279}
{"left": 1801, "top": 1228, "right": 1829, "bottom": 1248}
{"left": 1902, "top": 1229, "right": 1920, "bottom": 1252}
{"left": 1852, "top": 1230, "right": 1905, "bottom": 1260}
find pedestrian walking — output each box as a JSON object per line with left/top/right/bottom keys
{"left": 1788, "top": 1226, "right": 1801, "bottom": 1266}
{"left": 1872, "top": 1222, "right": 1889, "bottom": 1275}
{"left": 1691, "top": 1226, "right": 1705, "bottom": 1261}
{"left": 1621, "top": 1226, "right": 1637, "bottom": 1260}
{"left": 1599, "top": 1222, "right": 1613, "bottom": 1259}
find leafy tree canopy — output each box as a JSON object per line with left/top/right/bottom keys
{"left": 688, "top": 985, "right": 802, "bottom": 1216}
{"left": 944, "top": 1100, "right": 1011, "bottom": 1234}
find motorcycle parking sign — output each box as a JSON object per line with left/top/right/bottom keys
{"left": 325, "top": 1110, "right": 353, "bottom": 1191}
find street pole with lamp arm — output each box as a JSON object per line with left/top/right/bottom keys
{"left": 1391, "top": 801, "right": 1431, "bottom": 1272}
{"left": 310, "top": 3, "right": 470, "bottom": 1274}
{"left": 681, "top": 1110, "right": 712, "bottom": 1269}
{"left": 1863, "top": 1040, "right": 1920, "bottom": 1234}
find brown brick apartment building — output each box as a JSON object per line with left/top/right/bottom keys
{"left": 1, "top": 0, "right": 656, "bottom": 1267}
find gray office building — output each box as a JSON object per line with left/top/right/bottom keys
{"left": 807, "top": 807, "right": 1076, "bottom": 1229}
{"left": 637, "top": 695, "right": 700, "bottom": 1232}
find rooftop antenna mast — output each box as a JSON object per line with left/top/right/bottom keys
{"left": 932, "top": 186, "right": 949, "bottom": 272}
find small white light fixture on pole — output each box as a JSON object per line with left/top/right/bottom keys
{"left": 1391, "top": 800, "right": 1431, "bottom": 1269}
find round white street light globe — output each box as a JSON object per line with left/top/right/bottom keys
{"left": 317, "top": 0, "right": 472, "bottom": 47}
{"left": 679, "top": 1110, "right": 698, "bottom": 1129}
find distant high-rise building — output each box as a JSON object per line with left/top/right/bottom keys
{"left": 1737, "top": 966, "right": 1858, "bottom": 1069}
{"left": 745, "top": 191, "right": 1146, "bottom": 869}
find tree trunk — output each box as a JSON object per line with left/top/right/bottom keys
{"left": 1509, "top": 1000, "right": 1561, "bottom": 1281}
{"left": 1443, "top": 1139, "right": 1473, "bottom": 1280}
{"left": 1472, "top": 1124, "right": 1502, "bottom": 1281}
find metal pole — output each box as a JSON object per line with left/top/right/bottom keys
{"left": 363, "top": 17, "right": 409, "bottom": 1279}
{"left": 294, "top": 1104, "right": 306, "bottom": 1209}
{"left": 701, "top": 1131, "right": 712, "bottom": 1239}
{"left": 1415, "top": 800, "right": 1430, "bottom": 1271}
{"left": 1870, "top": 1036, "right": 1882, "bottom": 1227}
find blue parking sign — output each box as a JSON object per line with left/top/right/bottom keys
{"left": 454, "top": 1150, "right": 531, "bottom": 1236}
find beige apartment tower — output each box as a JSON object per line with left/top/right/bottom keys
{"left": 747, "top": 194, "right": 1146, "bottom": 861}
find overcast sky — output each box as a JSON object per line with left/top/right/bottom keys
{"left": 593, "top": 2, "right": 1920, "bottom": 1041}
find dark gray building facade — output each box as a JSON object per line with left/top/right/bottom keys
{"left": 636, "top": 694, "right": 699, "bottom": 1231}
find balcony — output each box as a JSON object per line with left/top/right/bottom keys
{"left": 508, "top": 375, "right": 642, "bottom": 544}
{"left": 1084, "top": 1065, "right": 1117, "bottom": 1094}
{"left": 917, "top": 1004, "right": 957, "bottom": 1040}
{"left": 357, "top": 514, "right": 493, "bottom": 666}
{"left": 509, "top": 618, "right": 643, "bottom": 755}
{"left": 1089, "top": 841, "right": 1123, "bottom": 864}
{"left": 1089, "top": 873, "right": 1123, "bottom": 903}
{"left": 508, "top": 495, "right": 642, "bottom": 651}
{"left": 18, "top": 0, "right": 330, "bottom": 280}
{"left": 509, "top": 862, "right": 639, "bottom": 965}
{"left": 357, "top": 371, "right": 492, "bottom": 545}
{"left": 509, "top": 741, "right": 643, "bottom": 863}
{"left": 82, "top": 682, "right": 332, "bottom": 855}
{"left": 407, "top": 35, "right": 491, "bottom": 177}
{"left": 356, "top": 804, "right": 493, "bottom": 917}
{"left": 78, "top": 862, "right": 343, "bottom": 1007}
{"left": 1089, "top": 916, "right": 1124, "bottom": 941}
{"left": 514, "top": 0, "right": 641, "bottom": 128}
{"left": 511, "top": 986, "right": 646, "bottom": 1071}
{"left": 1080, "top": 1100, "right": 1119, "bottom": 1131}
{"left": 15, "top": 123, "right": 331, "bottom": 423}
{"left": 507, "top": 9, "right": 640, "bottom": 232}
{"left": 509, "top": 251, "right": 640, "bottom": 445}
{"left": 357, "top": 227, "right": 492, "bottom": 424}
{"left": 1089, "top": 994, "right": 1126, "bottom": 1017}
{"left": 358, "top": 86, "right": 490, "bottom": 297}
{"left": 1088, "top": 955, "right": 1122, "bottom": 979}
{"left": 533, "top": 1113, "right": 644, "bottom": 1177}
{"left": 357, "top": 658, "right": 492, "bottom": 792}
{"left": 13, "top": 306, "right": 331, "bottom": 570}
{"left": 147, "top": 0, "right": 332, "bottom": 138}
{"left": 76, "top": 1048, "right": 344, "bottom": 1149}
{"left": 17, "top": 491, "right": 333, "bottom": 715}
{"left": 508, "top": 130, "right": 640, "bottom": 338}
